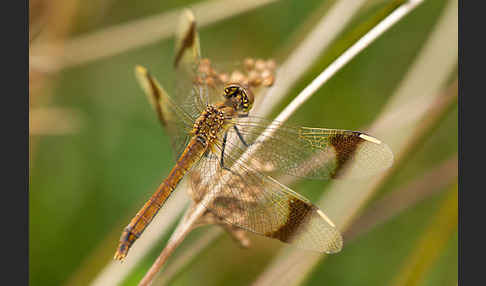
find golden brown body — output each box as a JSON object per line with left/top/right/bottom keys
{"left": 114, "top": 103, "right": 237, "bottom": 260}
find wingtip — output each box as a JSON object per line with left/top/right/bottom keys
{"left": 324, "top": 237, "right": 343, "bottom": 254}
{"left": 181, "top": 8, "right": 195, "bottom": 23}
{"left": 359, "top": 133, "right": 394, "bottom": 169}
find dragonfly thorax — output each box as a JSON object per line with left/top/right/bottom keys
{"left": 191, "top": 105, "right": 227, "bottom": 144}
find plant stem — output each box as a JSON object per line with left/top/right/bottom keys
{"left": 138, "top": 203, "right": 206, "bottom": 286}
{"left": 270, "top": 0, "right": 425, "bottom": 125}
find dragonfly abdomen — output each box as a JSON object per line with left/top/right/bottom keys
{"left": 114, "top": 136, "right": 207, "bottom": 260}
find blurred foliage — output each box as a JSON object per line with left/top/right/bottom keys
{"left": 29, "top": 0, "right": 457, "bottom": 285}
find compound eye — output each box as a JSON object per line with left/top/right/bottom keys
{"left": 223, "top": 88, "right": 232, "bottom": 98}
{"left": 224, "top": 85, "right": 239, "bottom": 97}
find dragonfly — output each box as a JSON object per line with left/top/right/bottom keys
{"left": 114, "top": 20, "right": 393, "bottom": 262}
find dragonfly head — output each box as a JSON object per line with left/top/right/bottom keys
{"left": 223, "top": 83, "right": 254, "bottom": 113}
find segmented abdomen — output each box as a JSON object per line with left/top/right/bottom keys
{"left": 114, "top": 136, "right": 206, "bottom": 260}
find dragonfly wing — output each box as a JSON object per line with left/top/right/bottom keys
{"left": 174, "top": 28, "right": 278, "bottom": 114}
{"left": 134, "top": 66, "right": 195, "bottom": 158}
{"left": 135, "top": 9, "right": 206, "bottom": 158}
{"left": 227, "top": 117, "right": 393, "bottom": 180}
{"left": 174, "top": 9, "right": 201, "bottom": 70}
{"left": 173, "top": 11, "right": 278, "bottom": 118}
{"left": 135, "top": 10, "right": 205, "bottom": 157}
{"left": 172, "top": 9, "right": 211, "bottom": 116}
{"left": 189, "top": 145, "right": 343, "bottom": 253}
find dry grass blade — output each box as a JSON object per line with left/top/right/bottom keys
{"left": 137, "top": 201, "right": 208, "bottom": 286}
{"left": 30, "top": 0, "right": 279, "bottom": 72}
{"left": 345, "top": 155, "right": 458, "bottom": 241}
{"left": 30, "top": 107, "right": 83, "bottom": 135}
{"left": 29, "top": 0, "right": 81, "bottom": 166}
{"left": 253, "top": 0, "right": 368, "bottom": 116}
{"left": 253, "top": 0, "right": 457, "bottom": 284}
{"left": 266, "top": 0, "right": 425, "bottom": 125}
{"left": 155, "top": 228, "right": 223, "bottom": 286}
{"left": 391, "top": 183, "right": 458, "bottom": 286}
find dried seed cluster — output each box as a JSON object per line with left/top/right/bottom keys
{"left": 194, "top": 58, "right": 276, "bottom": 89}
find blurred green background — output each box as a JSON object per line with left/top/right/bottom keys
{"left": 29, "top": 0, "right": 457, "bottom": 285}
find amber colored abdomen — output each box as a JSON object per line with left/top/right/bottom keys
{"left": 114, "top": 136, "right": 206, "bottom": 260}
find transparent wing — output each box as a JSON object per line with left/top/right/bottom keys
{"left": 189, "top": 143, "right": 343, "bottom": 253}
{"left": 172, "top": 10, "right": 277, "bottom": 117}
{"left": 134, "top": 66, "right": 195, "bottom": 158}
{"left": 173, "top": 10, "right": 278, "bottom": 113}
{"left": 172, "top": 9, "right": 214, "bottom": 117}
{"left": 173, "top": 63, "right": 212, "bottom": 116}
{"left": 225, "top": 116, "right": 394, "bottom": 180}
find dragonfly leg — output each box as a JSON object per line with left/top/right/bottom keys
{"left": 220, "top": 131, "right": 230, "bottom": 171}
{"left": 233, "top": 126, "right": 249, "bottom": 147}
{"left": 203, "top": 150, "right": 210, "bottom": 157}
{"left": 219, "top": 131, "right": 247, "bottom": 182}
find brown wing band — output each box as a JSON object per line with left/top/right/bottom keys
{"left": 329, "top": 132, "right": 364, "bottom": 178}
{"left": 266, "top": 199, "right": 314, "bottom": 243}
